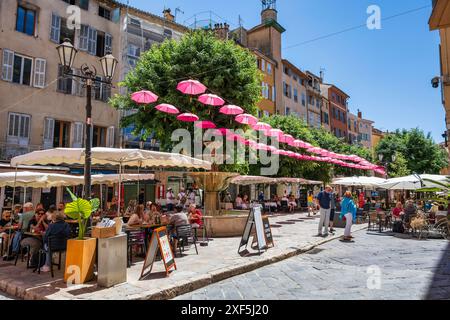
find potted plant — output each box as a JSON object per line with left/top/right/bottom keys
{"left": 64, "top": 189, "right": 100, "bottom": 284}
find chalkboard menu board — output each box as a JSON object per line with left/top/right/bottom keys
{"left": 298, "top": 189, "right": 308, "bottom": 208}
{"left": 238, "top": 206, "right": 273, "bottom": 255}
{"left": 140, "top": 227, "right": 176, "bottom": 280}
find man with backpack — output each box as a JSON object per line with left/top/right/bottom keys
{"left": 316, "top": 186, "right": 333, "bottom": 237}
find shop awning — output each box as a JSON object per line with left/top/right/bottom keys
{"left": 230, "top": 175, "right": 277, "bottom": 186}
{"left": 0, "top": 171, "right": 155, "bottom": 188}
{"left": 10, "top": 148, "right": 211, "bottom": 170}
{"left": 332, "top": 176, "right": 387, "bottom": 187}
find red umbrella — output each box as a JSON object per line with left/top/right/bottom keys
{"left": 198, "top": 94, "right": 225, "bottom": 106}
{"left": 155, "top": 103, "right": 180, "bottom": 115}
{"left": 177, "top": 113, "right": 199, "bottom": 122}
{"left": 131, "top": 90, "right": 158, "bottom": 104}
{"left": 235, "top": 114, "right": 258, "bottom": 126}
{"left": 177, "top": 80, "right": 207, "bottom": 95}
{"left": 219, "top": 105, "right": 244, "bottom": 115}
{"left": 195, "top": 121, "right": 216, "bottom": 129}
{"left": 252, "top": 122, "right": 272, "bottom": 131}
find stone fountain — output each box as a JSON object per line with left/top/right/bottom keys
{"left": 188, "top": 171, "right": 250, "bottom": 237}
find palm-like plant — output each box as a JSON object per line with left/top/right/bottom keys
{"left": 64, "top": 188, "right": 100, "bottom": 240}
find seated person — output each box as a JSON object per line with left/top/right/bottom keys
{"left": 21, "top": 208, "right": 49, "bottom": 266}
{"left": 168, "top": 205, "right": 189, "bottom": 251}
{"left": 392, "top": 202, "right": 404, "bottom": 220}
{"left": 124, "top": 200, "right": 137, "bottom": 218}
{"left": 40, "top": 211, "right": 71, "bottom": 273}
{"left": 188, "top": 204, "right": 203, "bottom": 229}
{"left": 235, "top": 194, "right": 243, "bottom": 209}
{"left": 288, "top": 194, "right": 297, "bottom": 213}
{"left": 127, "top": 204, "right": 145, "bottom": 226}
{"left": 436, "top": 205, "right": 448, "bottom": 222}
{"left": 11, "top": 202, "right": 35, "bottom": 255}
{"left": 402, "top": 200, "right": 417, "bottom": 224}
{"left": 242, "top": 195, "right": 250, "bottom": 210}
{"left": 0, "top": 211, "right": 14, "bottom": 256}
{"left": 12, "top": 205, "right": 22, "bottom": 222}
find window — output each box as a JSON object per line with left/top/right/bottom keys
{"left": 163, "top": 29, "right": 172, "bottom": 39}
{"left": 261, "top": 60, "right": 265, "bottom": 72}
{"left": 99, "top": 6, "right": 111, "bottom": 20}
{"left": 285, "top": 107, "right": 290, "bottom": 116}
{"left": 267, "top": 63, "right": 272, "bottom": 75}
{"left": 308, "top": 113, "right": 314, "bottom": 126}
{"left": 63, "top": 0, "right": 89, "bottom": 10}
{"left": 293, "top": 88, "right": 298, "bottom": 103}
{"left": 293, "top": 75, "right": 298, "bottom": 81}
{"left": 16, "top": 6, "right": 36, "bottom": 36}
{"left": 316, "top": 98, "right": 320, "bottom": 108}
{"left": 51, "top": 14, "right": 75, "bottom": 44}
{"left": 12, "top": 54, "right": 33, "bottom": 86}
{"left": 323, "top": 112, "right": 329, "bottom": 125}
{"left": 283, "top": 82, "right": 291, "bottom": 98}
{"left": 128, "top": 44, "right": 141, "bottom": 58}
{"left": 53, "top": 120, "right": 71, "bottom": 148}
{"left": 72, "top": 122, "right": 84, "bottom": 148}
{"left": 57, "top": 65, "right": 73, "bottom": 94}
{"left": 93, "top": 126, "right": 107, "bottom": 147}
{"left": 8, "top": 113, "right": 30, "bottom": 142}
{"left": 301, "top": 93, "right": 306, "bottom": 106}
{"left": 88, "top": 27, "right": 97, "bottom": 55}
{"left": 2, "top": 49, "right": 14, "bottom": 82}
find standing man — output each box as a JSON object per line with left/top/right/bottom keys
{"left": 317, "top": 186, "right": 332, "bottom": 237}
{"left": 329, "top": 190, "right": 337, "bottom": 234}
{"left": 166, "top": 188, "right": 175, "bottom": 212}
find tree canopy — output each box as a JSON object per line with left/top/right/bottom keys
{"left": 111, "top": 30, "right": 262, "bottom": 150}
{"left": 375, "top": 128, "right": 448, "bottom": 177}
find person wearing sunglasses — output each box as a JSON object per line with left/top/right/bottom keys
{"left": 20, "top": 209, "right": 49, "bottom": 267}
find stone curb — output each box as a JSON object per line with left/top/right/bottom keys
{"left": 1, "top": 225, "right": 367, "bottom": 300}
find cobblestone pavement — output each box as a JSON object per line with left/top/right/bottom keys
{"left": 0, "top": 212, "right": 367, "bottom": 300}
{"left": 175, "top": 232, "right": 450, "bottom": 300}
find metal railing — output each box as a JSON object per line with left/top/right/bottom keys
{"left": 0, "top": 143, "right": 42, "bottom": 161}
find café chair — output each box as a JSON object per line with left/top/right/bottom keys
{"left": 280, "top": 200, "right": 288, "bottom": 213}
{"left": 126, "top": 230, "right": 146, "bottom": 267}
{"left": 367, "top": 212, "right": 379, "bottom": 231}
{"left": 175, "top": 224, "right": 198, "bottom": 257}
{"left": 14, "top": 244, "right": 31, "bottom": 268}
{"left": 37, "top": 236, "right": 68, "bottom": 278}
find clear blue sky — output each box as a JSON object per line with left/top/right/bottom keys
{"left": 119, "top": 0, "right": 445, "bottom": 142}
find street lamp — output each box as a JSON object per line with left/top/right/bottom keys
{"left": 378, "top": 153, "right": 397, "bottom": 178}
{"left": 56, "top": 39, "right": 118, "bottom": 200}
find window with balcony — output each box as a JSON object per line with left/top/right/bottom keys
{"left": 16, "top": 5, "right": 36, "bottom": 36}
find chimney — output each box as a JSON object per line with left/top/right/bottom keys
{"left": 163, "top": 8, "right": 174, "bottom": 22}
{"left": 358, "top": 110, "right": 362, "bottom": 119}
{"left": 213, "top": 22, "right": 230, "bottom": 40}
{"left": 261, "top": 8, "right": 277, "bottom": 24}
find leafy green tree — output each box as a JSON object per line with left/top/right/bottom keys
{"left": 111, "top": 31, "right": 262, "bottom": 155}
{"left": 375, "top": 128, "right": 448, "bottom": 175}
{"left": 248, "top": 115, "right": 373, "bottom": 182}
{"left": 388, "top": 153, "right": 411, "bottom": 177}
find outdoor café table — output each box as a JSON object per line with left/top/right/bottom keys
{"left": 125, "top": 223, "right": 168, "bottom": 251}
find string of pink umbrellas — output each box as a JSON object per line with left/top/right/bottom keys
{"left": 131, "top": 79, "right": 386, "bottom": 175}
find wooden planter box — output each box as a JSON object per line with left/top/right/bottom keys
{"left": 64, "top": 238, "right": 97, "bottom": 284}
{"left": 92, "top": 226, "right": 116, "bottom": 239}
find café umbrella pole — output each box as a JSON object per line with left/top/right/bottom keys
{"left": 117, "top": 162, "right": 122, "bottom": 216}
{"left": 5, "top": 166, "right": 18, "bottom": 259}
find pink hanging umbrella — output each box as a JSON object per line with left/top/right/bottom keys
{"left": 255, "top": 143, "right": 269, "bottom": 151}
{"left": 155, "top": 103, "right": 180, "bottom": 115}
{"left": 307, "top": 147, "right": 323, "bottom": 155}
{"left": 266, "top": 145, "right": 278, "bottom": 152}
{"left": 219, "top": 105, "right": 244, "bottom": 115}
{"left": 272, "top": 149, "right": 282, "bottom": 155}
{"left": 177, "top": 80, "right": 207, "bottom": 95}
{"left": 265, "top": 129, "right": 284, "bottom": 138}
{"left": 214, "top": 128, "right": 231, "bottom": 136}
{"left": 235, "top": 114, "right": 258, "bottom": 126}
{"left": 195, "top": 121, "right": 217, "bottom": 129}
{"left": 131, "top": 90, "right": 158, "bottom": 104}
{"left": 252, "top": 122, "right": 272, "bottom": 131}
{"left": 177, "top": 113, "right": 199, "bottom": 122}
{"left": 279, "top": 134, "right": 295, "bottom": 144}
{"left": 198, "top": 94, "right": 225, "bottom": 106}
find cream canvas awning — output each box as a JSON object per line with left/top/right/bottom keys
{"left": 10, "top": 148, "right": 211, "bottom": 170}
{"left": 332, "top": 176, "right": 387, "bottom": 187}
{"left": 0, "top": 172, "right": 155, "bottom": 188}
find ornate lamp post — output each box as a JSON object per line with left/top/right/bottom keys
{"left": 56, "top": 39, "right": 118, "bottom": 199}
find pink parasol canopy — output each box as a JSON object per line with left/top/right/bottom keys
{"left": 198, "top": 94, "right": 225, "bottom": 106}
{"left": 195, "top": 121, "right": 217, "bottom": 129}
{"left": 252, "top": 122, "right": 272, "bottom": 131}
{"left": 177, "top": 113, "right": 199, "bottom": 122}
{"left": 235, "top": 114, "right": 258, "bottom": 126}
{"left": 219, "top": 105, "right": 244, "bottom": 115}
{"left": 155, "top": 103, "right": 180, "bottom": 115}
{"left": 177, "top": 80, "right": 207, "bottom": 95}
{"left": 214, "top": 128, "right": 231, "bottom": 136}
{"left": 264, "top": 129, "right": 284, "bottom": 138}
{"left": 131, "top": 90, "right": 158, "bottom": 104}
{"left": 279, "top": 134, "right": 295, "bottom": 144}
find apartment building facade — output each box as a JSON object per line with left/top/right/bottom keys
{"left": 0, "top": 0, "right": 121, "bottom": 206}
{"left": 321, "top": 84, "right": 349, "bottom": 140}
{"left": 429, "top": 0, "right": 450, "bottom": 152}
{"left": 357, "top": 111, "right": 374, "bottom": 149}
{"left": 254, "top": 49, "right": 276, "bottom": 116}
{"left": 347, "top": 112, "right": 359, "bottom": 144}
{"left": 281, "top": 59, "right": 308, "bottom": 121}
{"left": 118, "top": 6, "right": 188, "bottom": 149}
{"left": 305, "top": 71, "right": 323, "bottom": 129}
